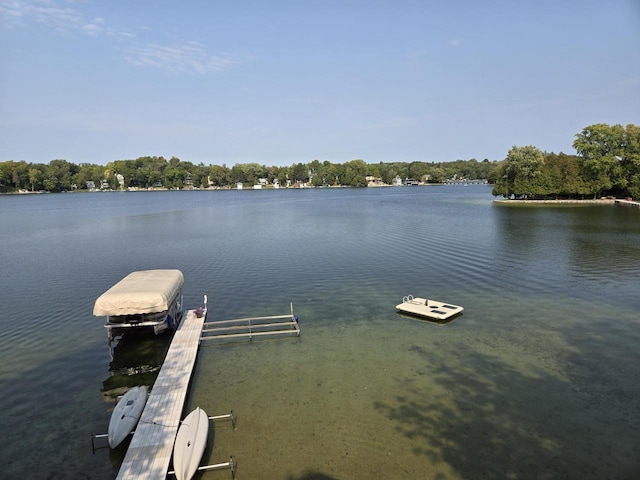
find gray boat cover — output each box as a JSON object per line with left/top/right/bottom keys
{"left": 93, "top": 270, "right": 184, "bottom": 316}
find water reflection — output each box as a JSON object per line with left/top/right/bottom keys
{"left": 491, "top": 203, "right": 640, "bottom": 306}
{"left": 396, "top": 312, "right": 462, "bottom": 326}
{"left": 100, "top": 332, "right": 171, "bottom": 402}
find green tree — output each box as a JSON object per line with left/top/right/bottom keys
{"left": 11, "top": 161, "right": 29, "bottom": 190}
{"left": 621, "top": 124, "right": 640, "bottom": 198}
{"left": 494, "top": 145, "right": 545, "bottom": 198}
{"left": 486, "top": 161, "right": 503, "bottom": 184}
{"left": 407, "top": 161, "right": 428, "bottom": 180}
{"left": 573, "top": 123, "right": 627, "bottom": 197}
{"left": 343, "top": 159, "right": 368, "bottom": 187}
{"left": 164, "top": 166, "right": 183, "bottom": 189}
{"left": 376, "top": 162, "right": 393, "bottom": 184}
{"left": 139, "top": 156, "right": 167, "bottom": 187}
{"left": 229, "top": 164, "right": 246, "bottom": 185}
{"left": 107, "top": 160, "right": 136, "bottom": 189}
{"left": 320, "top": 161, "right": 340, "bottom": 186}
{"left": 290, "top": 163, "right": 308, "bottom": 185}
{"left": 208, "top": 164, "right": 230, "bottom": 187}
{"left": 0, "top": 161, "right": 14, "bottom": 191}
{"left": 28, "top": 167, "right": 43, "bottom": 191}
{"left": 428, "top": 166, "right": 447, "bottom": 183}
{"left": 554, "top": 153, "right": 589, "bottom": 199}
{"left": 48, "top": 159, "right": 78, "bottom": 191}
{"left": 73, "top": 163, "right": 103, "bottom": 189}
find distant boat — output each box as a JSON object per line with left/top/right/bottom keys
{"left": 396, "top": 295, "right": 464, "bottom": 321}
{"left": 108, "top": 386, "right": 147, "bottom": 448}
{"left": 173, "top": 407, "right": 210, "bottom": 480}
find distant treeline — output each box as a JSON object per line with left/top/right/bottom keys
{"left": 0, "top": 156, "right": 499, "bottom": 192}
{"left": 2, "top": 123, "right": 637, "bottom": 198}
{"left": 493, "top": 123, "right": 640, "bottom": 200}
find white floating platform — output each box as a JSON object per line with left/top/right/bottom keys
{"left": 396, "top": 295, "right": 464, "bottom": 321}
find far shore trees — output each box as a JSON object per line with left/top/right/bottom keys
{"left": 492, "top": 123, "right": 639, "bottom": 200}
{"left": 0, "top": 157, "right": 499, "bottom": 193}
{"left": 2, "top": 122, "right": 637, "bottom": 197}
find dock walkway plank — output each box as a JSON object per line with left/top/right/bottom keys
{"left": 116, "top": 309, "right": 206, "bottom": 480}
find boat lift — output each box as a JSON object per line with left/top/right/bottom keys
{"left": 200, "top": 303, "right": 300, "bottom": 343}
{"left": 167, "top": 411, "right": 238, "bottom": 480}
{"left": 168, "top": 457, "right": 235, "bottom": 479}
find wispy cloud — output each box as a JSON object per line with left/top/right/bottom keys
{"left": 2, "top": 0, "right": 94, "bottom": 32}
{"left": 0, "top": 0, "right": 239, "bottom": 74}
{"left": 123, "top": 41, "right": 240, "bottom": 75}
{"left": 1, "top": 0, "right": 134, "bottom": 39}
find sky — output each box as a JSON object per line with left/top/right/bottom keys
{"left": 1, "top": 0, "right": 639, "bottom": 167}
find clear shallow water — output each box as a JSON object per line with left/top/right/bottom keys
{"left": 0, "top": 186, "right": 638, "bottom": 479}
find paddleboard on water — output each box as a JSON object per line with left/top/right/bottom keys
{"left": 108, "top": 385, "right": 147, "bottom": 448}
{"left": 173, "top": 407, "right": 209, "bottom": 480}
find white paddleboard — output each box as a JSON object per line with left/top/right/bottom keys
{"left": 108, "top": 385, "right": 147, "bottom": 448}
{"left": 173, "top": 407, "right": 209, "bottom": 480}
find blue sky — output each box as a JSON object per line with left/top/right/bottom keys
{"left": 1, "top": 0, "right": 639, "bottom": 166}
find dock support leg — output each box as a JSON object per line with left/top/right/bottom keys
{"left": 91, "top": 433, "right": 108, "bottom": 454}
{"left": 209, "top": 410, "right": 237, "bottom": 431}
{"left": 198, "top": 456, "right": 236, "bottom": 479}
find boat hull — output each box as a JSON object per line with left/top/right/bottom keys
{"left": 173, "top": 407, "right": 209, "bottom": 480}
{"left": 108, "top": 386, "right": 147, "bottom": 448}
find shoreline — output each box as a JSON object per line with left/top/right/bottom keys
{"left": 493, "top": 198, "right": 615, "bottom": 205}
{"left": 494, "top": 198, "right": 640, "bottom": 208}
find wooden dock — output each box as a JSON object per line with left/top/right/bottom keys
{"left": 116, "top": 309, "right": 206, "bottom": 480}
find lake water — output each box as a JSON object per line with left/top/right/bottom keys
{"left": 0, "top": 186, "right": 638, "bottom": 480}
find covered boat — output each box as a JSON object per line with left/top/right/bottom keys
{"left": 396, "top": 295, "right": 464, "bottom": 321}
{"left": 94, "top": 269, "right": 184, "bottom": 342}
